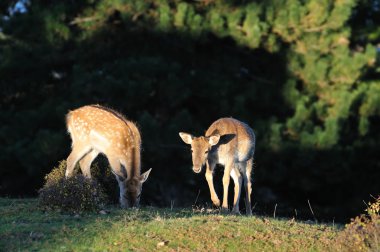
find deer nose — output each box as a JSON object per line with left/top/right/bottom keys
{"left": 193, "top": 166, "right": 202, "bottom": 173}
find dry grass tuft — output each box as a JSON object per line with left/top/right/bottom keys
{"left": 335, "top": 196, "right": 380, "bottom": 252}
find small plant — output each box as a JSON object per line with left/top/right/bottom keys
{"left": 366, "top": 196, "right": 380, "bottom": 216}
{"left": 38, "top": 160, "right": 107, "bottom": 213}
{"left": 336, "top": 196, "right": 380, "bottom": 252}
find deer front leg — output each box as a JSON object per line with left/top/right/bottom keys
{"left": 230, "top": 167, "right": 242, "bottom": 215}
{"left": 244, "top": 158, "right": 253, "bottom": 216}
{"left": 205, "top": 160, "right": 220, "bottom": 207}
{"left": 108, "top": 157, "right": 128, "bottom": 208}
{"left": 222, "top": 160, "right": 234, "bottom": 213}
{"left": 115, "top": 176, "right": 128, "bottom": 208}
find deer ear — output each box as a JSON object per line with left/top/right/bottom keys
{"left": 208, "top": 134, "right": 220, "bottom": 146}
{"left": 179, "top": 132, "right": 193, "bottom": 144}
{"left": 140, "top": 168, "right": 152, "bottom": 183}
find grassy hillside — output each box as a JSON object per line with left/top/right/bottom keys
{"left": 0, "top": 198, "right": 340, "bottom": 251}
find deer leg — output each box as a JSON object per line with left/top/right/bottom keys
{"left": 222, "top": 160, "right": 234, "bottom": 212}
{"left": 79, "top": 150, "right": 99, "bottom": 178}
{"left": 120, "top": 158, "right": 132, "bottom": 179}
{"left": 230, "top": 166, "right": 242, "bottom": 215}
{"left": 243, "top": 158, "right": 253, "bottom": 216}
{"left": 108, "top": 157, "right": 128, "bottom": 208}
{"left": 205, "top": 160, "right": 220, "bottom": 207}
{"left": 66, "top": 146, "right": 92, "bottom": 177}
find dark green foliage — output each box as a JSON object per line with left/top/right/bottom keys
{"left": 1, "top": 0, "right": 379, "bottom": 221}
{"left": 350, "top": 0, "right": 380, "bottom": 45}
{"left": 38, "top": 161, "right": 107, "bottom": 212}
{"left": 90, "top": 158, "right": 120, "bottom": 204}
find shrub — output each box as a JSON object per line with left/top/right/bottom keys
{"left": 90, "top": 157, "right": 119, "bottom": 204}
{"left": 43, "top": 160, "right": 68, "bottom": 187}
{"left": 38, "top": 160, "right": 108, "bottom": 213}
{"left": 336, "top": 196, "right": 380, "bottom": 252}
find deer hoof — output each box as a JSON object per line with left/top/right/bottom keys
{"left": 221, "top": 207, "right": 230, "bottom": 214}
{"left": 231, "top": 209, "right": 241, "bottom": 215}
{"left": 212, "top": 198, "right": 221, "bottom": 207}
{"left": 120, "top": 200, "right": 128, "bottom": 209}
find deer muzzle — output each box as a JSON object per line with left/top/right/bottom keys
{"left": 193, "top": 166, "right": 202, "bottom": 173}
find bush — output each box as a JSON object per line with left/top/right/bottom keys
{"left": 336, "top": 196, "right": 380, "bottom": 252}
{"left": 89, "top": 157, "right": 119, "bottom": 204}
{"left": 38, "top": 160, "right": 107, "bottom": 213}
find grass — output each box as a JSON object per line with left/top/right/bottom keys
{"left": 0, "top": 198, "right": 341, "bottom": 252}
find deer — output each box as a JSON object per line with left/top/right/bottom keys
{"left": 65, "top": 105, "right": 152, "bottom": 208}
{"left": 179, "top": 118, "right": 255, "bottom": 215}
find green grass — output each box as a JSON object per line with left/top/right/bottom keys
{"left": 0, "top": 198, "right": 340, "bottom": 251}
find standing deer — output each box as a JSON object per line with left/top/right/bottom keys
{"left": 179, "top": 118, "right": 255, "bottom": 215}
{"left": 65, "top": 105, "right": 152, "bottom": 208}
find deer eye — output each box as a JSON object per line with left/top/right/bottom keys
{"left": 205, "top": 150, "right": 209, "bottom": 154}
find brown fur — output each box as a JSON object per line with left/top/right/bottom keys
{"left": 65, "top": 105, "right": 151, "bottom": 208}
{"left": 180, "top": 118, "right": 255, "bottom": 215}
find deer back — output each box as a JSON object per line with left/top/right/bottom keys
{"left": 66, "top": 105, "right": 141, "bottom": 169}
{"left": 206, "top": 118, "right": 255, "bottom": 163}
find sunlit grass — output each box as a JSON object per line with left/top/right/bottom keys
{"left": 0, "top": 198, "right": 340, "bottom": 251}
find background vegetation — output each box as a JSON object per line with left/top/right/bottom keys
{"left": 1, "top": 0, "right": 379, "bottom": 222}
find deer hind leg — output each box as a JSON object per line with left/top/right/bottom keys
{"left": 79, "top": 150, "right": 99, "bottom": 178}
{"left": 243, "top": 158, "right": 253, "bottom": 216}
{"left": 230, "top": 166, "right": 242, "bottom": 215}
{"left": 66, "top": 145, "right": 92, "bottom": 177}
{"left": 108, "top": 157, "right": 128, "bottom": 208}
{"left": 222, "top": 160, "right": 234, "bottom": 213}
{"left": 205, "top": 160, "right": 220, "bottom": 207}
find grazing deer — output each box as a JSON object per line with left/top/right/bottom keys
{"left": 179, "top": 118, "right": 255, "bottom": 215}
{"left": 65, "top": 105, "right": 152, "bottom": 208}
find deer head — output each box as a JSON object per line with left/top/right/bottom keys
{"left": 179, "top": 132, "right": 220, "bottom": 173}
{"left": 121, "top": 168, "right": 152, "bottom": 208}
